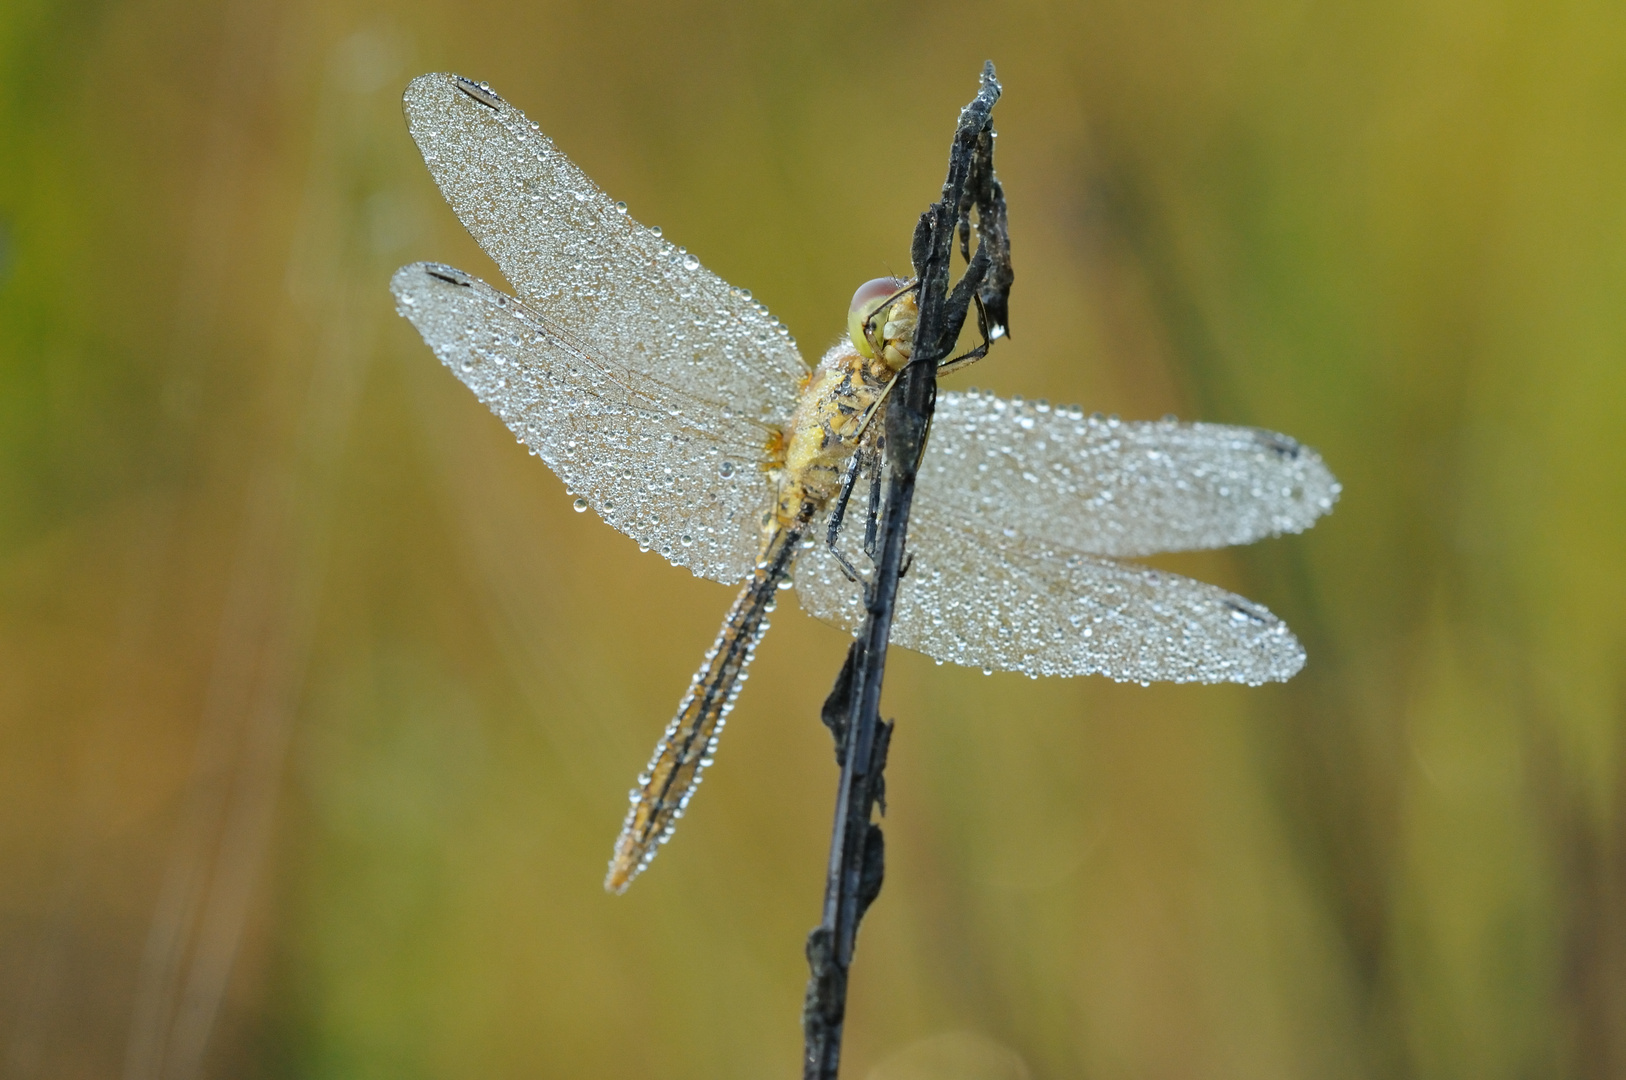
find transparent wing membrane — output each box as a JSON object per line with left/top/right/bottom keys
{"left": 392, "top": 263, "right": 770, "bottom": 582}
{"left": 919, "top": 391, "right": 1339, "bottom": 557}
{"left": 402, "top": 74, "right": 807, "bottom": 432}
{"left": 796, "top": 475, "right": 1306, "bottom": 684}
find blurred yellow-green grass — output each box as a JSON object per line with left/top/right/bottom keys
{"left": 3, "top": 1, "right": 1624, "bottom": 1077}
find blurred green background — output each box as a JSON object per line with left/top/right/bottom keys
{"left": 3, "top": 0, "right": 1624, "bottom": 1077}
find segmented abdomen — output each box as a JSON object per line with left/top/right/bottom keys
{"left": 605, "top": 524, "right": 803, "bottom": 892}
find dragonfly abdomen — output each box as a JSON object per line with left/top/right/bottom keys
{"left": 605, "top": 522, "right": 804, "bottom": 892}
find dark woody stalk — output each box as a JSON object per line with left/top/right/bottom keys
{"left": 801, "top": 61, "right": 1013, "bottom": 1080}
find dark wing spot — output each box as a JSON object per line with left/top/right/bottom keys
{"left": 425, "top": 266, "right": 471, "bottom": 287}
{"left": 454, "top": 76, "right": 502, "bottom": 110}
{"left": 1221, "top": 598, "right": 1271, "bottom": 626}
{"left": 1254, "top": 430, "right": 1302, "bottom": 459}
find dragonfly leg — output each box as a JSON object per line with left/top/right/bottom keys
{"left": 825, "top": 450, "right": 861, "bottom": 543}
{"left": 829, "top": 546, "right": 863, "bottom": 583}
{"left": 935, "top": 293, "right": 992, "bottom": 377}
{"left": 862, "top": 446, "right": 884, "bottom": 561}
{"left": 825, "top": 449, "right": 866, "bottom": 582}
{"left": 848, "top": 368, "right": 904, "bottom": 449}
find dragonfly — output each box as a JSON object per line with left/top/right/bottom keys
{"left": 390, "top": 73, "right": 1340, "bottom": 893}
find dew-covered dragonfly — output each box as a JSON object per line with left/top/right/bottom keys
{"left": 390, "top": 73, "right": 1340, "bottom": 892}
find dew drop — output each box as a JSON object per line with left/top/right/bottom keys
{"left": 572, "top": 498, "right": 588, "bottom": 513}
{"left": 649, "top": 225, "right": 663, "bottom": 237}
{"left": 718, "top": 461, "right": 735, "bottom": 478}
{"left": 615, "top": 200, "right": 628, "bottom": 214}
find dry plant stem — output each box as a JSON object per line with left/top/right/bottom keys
{"left": 802, "top": 61, "right": 1012, "bottom": 1080}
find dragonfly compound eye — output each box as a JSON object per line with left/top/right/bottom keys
{"left": 847, "top": 277, "right": 909, "bottom": 361}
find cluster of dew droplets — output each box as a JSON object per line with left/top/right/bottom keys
{"left": 395, "top": 262, "right": 777, "bottom": 584}
{"left": 915, "top": 389, "right": 1341, "bottom": 559}
{"left": 862, "top": 510, "right": 1305, "bottom": 685}
{"left": 783, "top": 387, "right": 1328, "bottom": 684}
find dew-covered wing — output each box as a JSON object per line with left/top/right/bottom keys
{"left": 794, "top": 493, "right": 1305, "bottom": 684}
{"left": 401, "top": 73, "right": 805, "bottom": 433}
{"left": 393, "top": 263, "right": 771, "bottom": 583}
{"left": 918, "top": 391, "right": 1339, "bottom": 557}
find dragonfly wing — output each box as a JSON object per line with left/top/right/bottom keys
{"left": 393, "top": 262, "right": 772, "bottom": 583}
{"left": 919, "top": 391, "right": 1339, "bottom": 556}
{"left": 401, "top": 73, "right": 806, "bottom": 433}
{"left": 795, "top": 492, "right": 1305, "bottom": 684}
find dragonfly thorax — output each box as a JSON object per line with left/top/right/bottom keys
{"left": 769, "top": 345, "right": 886, "bottom": 533}
{"left": 765, "top": 280, "right": 919, "bottom": 535}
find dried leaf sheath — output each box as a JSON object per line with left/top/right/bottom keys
{"left": 605, "top": 523, "right": 804, "bottom": 892}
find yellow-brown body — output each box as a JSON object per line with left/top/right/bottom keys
{"left": 768, "top": 343, "right": 897, "bottom": 533}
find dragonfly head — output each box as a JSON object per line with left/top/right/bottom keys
{"left": 847, "top": 277, "right": 918, "bottom": 371}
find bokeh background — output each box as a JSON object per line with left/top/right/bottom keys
{"left": 4, "top": 0, "right": 1624, "bottom": 1077}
